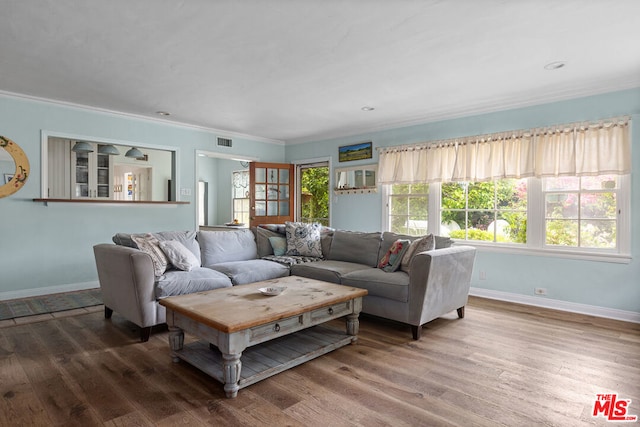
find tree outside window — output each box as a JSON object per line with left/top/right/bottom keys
{"left": 300, "top": 166, "right": 329, "bottom": 225}
{"left": 442, "top": 179, "right": 527, "bottom": 243}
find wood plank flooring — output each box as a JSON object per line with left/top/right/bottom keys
{"left": 1, "top": 296, "right": 638, "bottom": 426}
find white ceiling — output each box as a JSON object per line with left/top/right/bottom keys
{"left": 2, "top": 0, "right": 639, "bottom": 144}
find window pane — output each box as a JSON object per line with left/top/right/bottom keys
{"left": 267, "top": 201, "right": 278, "bottom": 216}
{"left": 581, "top": 193, "right": 616, "bottom": 219}
{"left": 392, "top": 184, "right": 410, "bottom": 195}
{"left": 546, "top": 219, "right": 578, "bottom": 246}
{"left": 544, "top": 176, "right": 579, "bottom": 191}
{"left": 390, "top": 196, "right": 408, "bottom": 216}
{"left": 580, "top": 220, "right": 616, "bottom": 248}
{"left": 442, "top": 182, "right": 466, "bottom": 209}
{"left": 498, "top": 211, "right": 527, "bottom": 243}
{"left": 467, "top": 182, "right": 495, "bottom": 210}
{"left": 267, "top": 168, "right": 278, "bottom": 183}
{"left": 497, "top": 179, "right": 527, "bottom": 210}
{"left": 279, "top": 168, "right": 289, "bottom": 184}
{"left": 267, "top": 185, "right": 279, "bottom": 200}
{"left": 255, "top": 201, "right": 266, "bottom": 216}
{"left": 581, "top": 175, "right": 617, "bottom": 190}
{"left": 279, "top": 201, "right": 289, "bottom": 216}
{"left": 255, "top": 168, "right": 266, "bottom": 183}
{"left": 390, "top": 216, "right": 409, "bottom": 234}
{"left": 255, "top": 184, "right": 266, "bottom": 200}
{"left": 546, "top": 193, "right": 578, "bottom": 219}
{"left": 279, "top": 184, "right": 289, "bottom": 199}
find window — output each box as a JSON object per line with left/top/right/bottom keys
{"left": 543, "top": 175, "right": 618, "bottom": 249}
{"left": 441, "top": 179, "right": 527, "bottom": 243}
{"left": 383, "top": 173, "right": 629, "bottom": 259}
{"left": 232, "top": 170, "right": 250, "bottom": 225}
{"left": 388, "top": 183, "right": 429, "bottom": 235}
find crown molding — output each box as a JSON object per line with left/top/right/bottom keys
{"left": 0, "top": 90, "right": 285, "bottom": 145}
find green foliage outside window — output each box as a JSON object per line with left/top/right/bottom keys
{"left": 442, "top": 179, "right": 527, "bottom": 243}
{"left": 300, "top": 166, "right": 329, "bottom": 225}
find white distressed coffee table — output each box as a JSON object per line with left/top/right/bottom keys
{"left": 159, "top": 276, "right": 367, "bottom": 398}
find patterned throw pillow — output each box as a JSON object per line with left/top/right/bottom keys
{"left": 285, "top": 222, "right": 323, "bottom": 257}
{"left": 131, "top": 233, "right": 168, "bottom": 278}
{"left": 378, "top": 239, "right": 411, "bottom": 272}
{"left": 159, "top": 240, "right": 200, "bottom": 272}
{"left": 400, "top": 234, "right": 436, "bottom": 274}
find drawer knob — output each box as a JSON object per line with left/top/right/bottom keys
{"left": 328, "top": 307, "right": 334, "bottom": 315}
{"left": 274, "top": 323, "right": 281, "bottom": 332}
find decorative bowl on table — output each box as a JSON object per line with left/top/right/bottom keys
{"left": 258, "top": 286, "right": 286, "bottom": 296}
{"left": 225, "top": 222, "right": 245, "bottom": 227}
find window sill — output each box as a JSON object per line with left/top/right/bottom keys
{"left": 33, "top": 198, "right": 189, "bottom": 206}
{"left": 457, "top": 240, "right": 631, "bottom": 264}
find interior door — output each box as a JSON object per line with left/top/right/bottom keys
{"left": 249, "top": 162, "right": 294, "bottom": 228}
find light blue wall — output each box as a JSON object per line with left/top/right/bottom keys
{"left": 0, "top": 95, "right": 284, "bottom": 295}
{"left": 286, "top": 88, "right": 640, "bottom": 314}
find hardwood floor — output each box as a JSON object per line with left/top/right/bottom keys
{"left": 1, "top": 296, "right": 638, "bottom": 426}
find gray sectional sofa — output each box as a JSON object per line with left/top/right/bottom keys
{"left": 93, "top": 226, "right": 476, "bottom": 341}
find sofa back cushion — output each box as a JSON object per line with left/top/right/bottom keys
{"left": 327, "top": 230, "right": 382, "bottom": 267}
{"left": 198, "top": 229, "right": 257, "bottom": 267}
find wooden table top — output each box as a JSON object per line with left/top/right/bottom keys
{"left": 159, "top": 276, "right": 367, "bottom": 333}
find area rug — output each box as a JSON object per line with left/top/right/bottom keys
{"left": 0, "top": 288, "right": 103, "bottom": 320}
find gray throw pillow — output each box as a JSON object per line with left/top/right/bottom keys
{"left": 400, "top": 234, "right": 436, "bottom": 274}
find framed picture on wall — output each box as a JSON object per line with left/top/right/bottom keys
{"left": 338, "top": 141, "right": 372, "bottom": 162}
{"left": 4, "top": 174, "right": 13, "bottom": 184}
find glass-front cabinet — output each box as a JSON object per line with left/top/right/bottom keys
{"left": 71, "top": 144, "right": 113, "bottom": 199}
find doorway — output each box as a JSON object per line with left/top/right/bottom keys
{"left": 297, "top": 161, "right": 330, "bottom": 226}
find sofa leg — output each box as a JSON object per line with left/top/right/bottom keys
{"left": 140, "top": 327, "right": 152, "bottom": 342}
{"left": 411, "top": 325, "right": 421, "bottom": 340}
{"left": 457, "top": 306, "right": 465, "bottom": 318}
{"left": 104, "top": 306, "right": 113, "bottom": 319}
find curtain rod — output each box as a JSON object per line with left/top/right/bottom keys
{"left": 376, "top": 116, "right": 630, "bottom": 153}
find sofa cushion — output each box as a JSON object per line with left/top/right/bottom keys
{"left": 327, "top": 230, "right": 381, "bottom": 267}
{"left": 400, "top": 234, "right": 436, "bottom": 274}
{"left": 341, "top": 268, "right": 410, "bottom": 303}
{"left": 285, "top": 222, "right": 323, "bottom": 257}
{"left": 378, "top": 239, "right": 411, "bottom": 272}
{"left": 130, "top": 233, "right": 168, "bottom": 278}
{"left": 211, "top": 259, "right": 290, "bottom": 285}
{"left": 154, "top": 231, "right": 201, "bottom": 265}
{"left": 291, "top": 260, "right": 371, "bottom": 284}
{"left": 159, "top": 240, "right": 200, "bottom": 271}
{"left": 155, "top": 267, "right": 232, "bottom": 298}
{"left": 198, "top": 229, "right": 257, "bottom": 267}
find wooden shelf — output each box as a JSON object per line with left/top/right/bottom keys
{"left": 33, "top": 198, "right": 189, "bottom": 206}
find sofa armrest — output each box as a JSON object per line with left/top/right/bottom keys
{"left": 93, "top": 244, "right": 162, "bottom": 328}
{"left": 407, "top": 245, "right": 477, "bottom": 325}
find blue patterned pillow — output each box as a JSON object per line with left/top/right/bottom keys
{"left": 285, "top": 222, "right": 323, "bottom": 257}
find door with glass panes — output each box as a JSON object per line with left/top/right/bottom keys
{"left": 249, "top": 162, "right": 294, "bottom": 228}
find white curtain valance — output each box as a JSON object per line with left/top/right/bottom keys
{"left": 377, "top": 118, "right": 631, "bottom": 184}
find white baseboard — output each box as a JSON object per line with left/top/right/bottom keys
{"left": 470, "top": 287, "right": 640, "bottom": 324}
{"left": 0, "top": 281, "right": 100, "bottom": 301}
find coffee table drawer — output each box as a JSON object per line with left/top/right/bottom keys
{"left": 250, "top": 315, "right": 303, "bottom": 341}
{"left": 311, "top": 301, "right": 352, "bottom": 322}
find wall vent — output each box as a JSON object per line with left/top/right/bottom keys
{"left": 217, "top": 137, "right": 232, "bottom": 147}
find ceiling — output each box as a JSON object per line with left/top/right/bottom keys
{"left": 2, "top": 1, "right": 639, "bottom": 144}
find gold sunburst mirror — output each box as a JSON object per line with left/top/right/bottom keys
{"left": 0, "top": 135, "right": 30, "bottom": 198}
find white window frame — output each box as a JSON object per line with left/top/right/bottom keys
{"left": 382, "top": 175, "right": 631, "bottom": 264}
